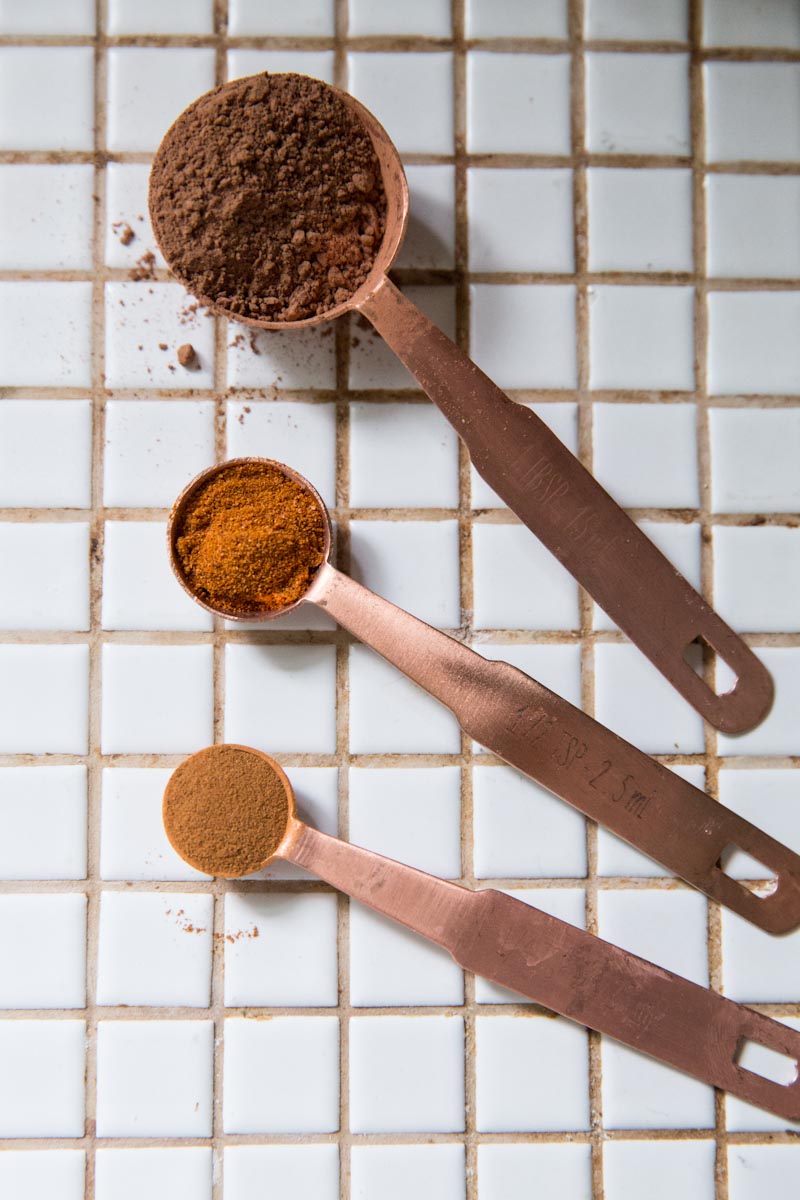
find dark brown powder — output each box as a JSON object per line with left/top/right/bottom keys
{"left": 149, "top": 72, "right": 386, "bottom": 322}
{"left": 177, "top": 342, "right": 196, "bottom": 368}
{"left": 163, "top": 745, "right": 290, "bottom": 877}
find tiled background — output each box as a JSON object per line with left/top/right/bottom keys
{"left": 0, "top": 0, "right": 799, "bottom": 1197}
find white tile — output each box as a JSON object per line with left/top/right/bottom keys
{"left": 224, "top": 1146, "right": 339, "bottom": 1200}
{"left": 225, "top": 644, "right": 337, "bottom": 755}
{"left": 351, "top": 1146, "right": 465, "bottom": 1200}
{"left": 718, "top": 648, "right": 800, "bottom": 757}
{"left": 103, "top": 521, "right": 213, "bottom": 632}
{"left": 728, "top": 1145, "right": 800, "bottom": 1200}
{"left": 467, "top": 52, "right": 572, "bottom": 154}
{"left": 95, "top": 1149, "right": 212, "bottom": 1200}
{"left": 349, "top": 900, "right": 464, "bottom": 1007}
{"left": 0, "top": 164, "right": 94, "bottom": 270}
{"left": 586, "top": 0, "right": 688, "bottom": 39}
{"left": 226, "top": 400, "right": 337, "bottom": 508}
{"left": 0, "top": 282, "right": 92, "bottom": 387}
{"left": 0, "top": 0, "right": 94, "bottom": 32}
{"left": 0, "top": 894, "right": 86, "bottom": 1008}
{"left": 473, "top": 765, "right": 587, "bottom": 878}
{"left": 258, "top": 767, "right": 339, "bottom": 881}
{"left": 722, "top": 902, "right": 800, "bottom": 1002}
{"left": 0, "top": 1152, "right": 85, "bottom": 1200}
{"left": 101, "top": 767, "right": 210, "bottom": 882}
{"left": 349, "top": 286, "right": 455, "bottom": 390}
{"left": 105, "top": 163, "right": 166, "bottom": 271}
{"left": 228, "top": 0, "right": 333, "bottom": 35}
{"left": 396, "top": 165, "right": 455, "bottom": 270}
{"left": 710, "top": 408, "right": 800, "bottom": 513}
{"left": 0, "top": 401, "right": 91, "bottom": 509}
{"left": 586, "top": 53, "right": 690, "bottom": 154}
{"left": 350, "top": 519, "right": 460, "bottom": 627}
{"left": 227, "top": 49, "right": 335, "bottom": 85}
{"left": 97, "top": 892, "right": 213, "bottom": 1007}
{"left": 593, "top": 521, "right": 702, "bottom": 631}
{"left": 467, "top": 0, "right": 567, "bottom": 37}
{"left": 350, "top": 402, "right": 460, "bottom": 510}
{"left": 0, "top": 766, "right": 87, "bottom": 881}
{"left": 470, "top": 284, "right": 577, "bottom": 389}
{"left": 0, "top": 523, "right": 89, "bottom": 631}
{"left": 589, "top": 285, "right": 695, "bottom": 390}
{"left": 718, "top": 769, "right": 800, "bottom": 879}
{"left": 471, "top": 402, "right": 579, "bottom": 509}
{"left": 348, "top": 52, "right": 453, "bottom": 154}
{"left": 602, "top": 1038, "right": 715, "bottom": 1128}
{"left": 597, "top": 889, "right": 708, "bottom": 985}
{"left": 96, "top": 1020, "right": 213, "bottom": 1137}
{"left": 105, "top": 282, "right": 216, "bottom": 390}
{"left": 349, "top": 0, "right": 451, "bottom": 36}
{"left": 593, "top": 403, "right": 698, "bottom": 506}
{"left": 715, "top": 526, "right": 800, "bottom": 632}
{"left": 223, "top": 892, "right": 338, "bottom": 1007}
{"left": 476, "top": 1014, "right": 590, "bottom": 1131}
{"left": 0, "top": 1020, "right": 85, "bottom": 1137}
{"left": 472, "top": 521, "right": 580, "bottom": 630}
{"left": 103, "top": 400, "right": 216, "bottom": 508}
{"left": 108, "top": 0, "right": 214, "bottom": 34}
{"left": 474, "top": 888, "right": 587, "bottom": 1003}
{"left": 708, "top": 291, "right": 800, "bottom": 395}
{"left": 478, "top": 1144, "right": 591, "bottom": 1200}
{"left": 588, "top": 168, "right": 693, "bottom": 272}
{"left": 348, "top": 644, "right": 462, "bottom": 754}
{"left": 223, "top": 1016, "right": 340, "bottom": 1133}
{"left": 705, "top": 63, "right": 800, "bottom": 161}
{"left": 0, "top": 644, "right": 88, "bottom": 754}
{"left": 594, "top": 642, "right": 705, "bottom": 754}
{"left": 704, "top": 0, "right": 800, "bottom": 48}
{"left": 468, "top": 168, "right": 574, "bottom": 272}
{"left": 597, "top": 764, "right": 704, "bottom": 876}
{"left": 350, "top": 1015, "right": 464, "bottom": 1133}
{"left": 101, "top": 644, "right": 214, "bottom": 754}
{"left": 707, "top": 175, "right": 800, "bottom": 279}
{"left": 107, "top": 48, "right": 216, "bottom": 153}
{"left": 475, "top": 641, "right": 583, "bottom": 710}
{"left": 604, "top": 1140, "right": 716, "bottom": 1200}
{"left": 349, "top": 766, "right": 462, "bottom": 877}
{"left": 726, "top": 1016, "right": 800, "bottom": 1133}
{"left": 0, "top": 48, "right": 94, "bottom": 150}
{"left": 227, "top": 324, "right": 336, "bottom": 390}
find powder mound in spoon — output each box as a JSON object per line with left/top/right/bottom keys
{"left": 149, "top": 72, "right": 387, "bottom": 321}
{"left": 174, "top": 460, "right": 327, "bottom": 615}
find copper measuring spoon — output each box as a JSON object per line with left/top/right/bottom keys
{"left": 163, "top": 743, "right": 800, "bottom": 1121}
{"left": 150, "top": 73, "right": 772, "bottom": 736}
{"left": 168, "top": 458, "right": 800, "bottom": 934}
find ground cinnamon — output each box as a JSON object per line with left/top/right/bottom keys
{"left": 149, "top": 72, "right": 387, "bottom": 321}
{"left": 173, "top": 460, "right": 327, "bottom": 615}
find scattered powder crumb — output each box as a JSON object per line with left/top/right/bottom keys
{"left": 158, "top": 342, "right": 168, "bottom": 351}
{"left": 236, "top": 404, "right": 251, "bottom": 426}
{"left": 112, "top": 221, "right": 136, "bottom": 246}
{"left": 229, "top": 332, "right": 245, "bottom": 350}
{"left": 214, "top": 926, "right": 260, "bottom": 944}
{"left": 248, "top": 332, "right": 261, "bottom": 355}
{"left": 177, "top": 342, "right": 197, "bottom": 368}
{"left": 128, "top": 250, "right": 156, "bottom": 281}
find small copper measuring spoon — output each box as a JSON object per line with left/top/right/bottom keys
{"left": 150, "top": 73, "right": 772, "bottom": 736}
{"left": 168, "top": 458, "right": 800, "bottom": 934}
{"left": 163, "top": 743, "right": 800, "bottom": 1121}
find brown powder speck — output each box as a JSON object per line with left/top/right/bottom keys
{"left": 129, "top": 250, "right": 156, "bottom": 281}
{"left": 177, "top": 342, "right": 196, "bottom": 368}
{"left": 158, "top": 342, "right": 168, "bottom": 351}
{"left": 113, "top": 221, "right": 135, "bottom": 246}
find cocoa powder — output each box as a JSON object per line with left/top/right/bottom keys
{"left": 149, "top": 72, "right": 386, "bottom": 322}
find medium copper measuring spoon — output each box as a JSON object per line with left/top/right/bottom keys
{"left": 168, "top": 458, "right": 800, "bottom": 934}
{"left": 150, "top": 72, "right": 772, "bottom": 736}
{"left": 163, "top": 743, "right": 800, "bottom": 1121}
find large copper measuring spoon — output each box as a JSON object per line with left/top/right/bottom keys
{"left": 168, "top": 459, "right": 800, "bottom": 933}
{"left": 163, "top": 744, "right": 800, "bottom": 1120}
{"left": 150, "top": 73, "right": 772, "bottom": 736}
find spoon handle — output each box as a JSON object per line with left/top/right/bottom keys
{"left": 287, "top": 825, "right": 800, "bottom": 1121}
{"left": 359, "top": 275, "right": 772, "bottom": 736}
{"left": 314, "top": 565, "right": 800, "bottom": 933}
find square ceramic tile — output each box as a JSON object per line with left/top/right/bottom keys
{"left": 349, "top": 402, "right": 460, "bottom": 509}
{"left": 597, "top": 764, "right": 704, "bottom": 877}
{"left": 470, "top": 285, "right": 577, "bottom": 389}
{"left": 348, "top": 644, "right": 462, "bottom": 754}
{"left": 101, "top": 644, "right": 214, "bottom": 754}
{"left": 258, "top": 767, "right": 339, "bottom": 881}
{"left": 95, "top": 1148, "right": 212, "bottom": 1200}
{"left": 0, "top": 0, "right": 94, "bottom": 32}
{"left": 721, "top": 904, "right": 800, "bottom": 1002}
{"left": 0, "top": 1152, "right": 85, "bottom": 1200}
{"left": 349, "top": 0, "right": 451, "bottom": 36}
{"left": 475, "top": 641, "right": 583, "bottom": 710}
{"left": 602, "top": 1038, "right": 715, "bottom": 1128}
{"left": 349, "top": 900, "right": 464, "bottom": 1006}
{"left": 0, "top": 282, "right": 92, "bottom": 387}
{"left": 718, "top": 769, "right": 800, "bottom": 879}
{"left": 395, "top": 166, "right": 455, "bottom": 270}
{"left": 726, "top": 1017, "right": 800, "bottom": 1132}
{"left": 349, "top": 1015, "right": 464, "bottom": 1133}
{"left": 715, "top": 526, "right": 800, "bottom": 632}
{"left": 467, "top": 0, "right": 567, "bottom": 38}
{"left": 0, "top": 523, "right": 89, "bottom": 631}
{"left": 106, "top": 48, "right": 216, "bottom": 153}
{"left": 108, "top": 0, "right": 214, "bottom": 34}
{"left": 0, "top": 48, "right": 94, "bottom": 150}
{"left": 0, "top": 894, "right": 86, "bottom": 1007}
{"left": 476, "top": 1015, "right": 590, "bottom": 1131}
{"left": 589, "top": 286, "right": 695, "bottom": 390}
{"left": 0, "top": 401, "right": 91, "bottom": 509}
{"left": 96, "top": 1020, "right": 213, "bottom": 1137}
{"left": 604, "top": 1140, "right": 716, "bottom": 1200}
{"left": 588, "top": 168, "right": 693, "bottom": 272}
{"left": 705, "top": 63, "right": 800, "bottom": 162}
{"left": 0, "top": 766, "right": 87, "bottom": 881}
{"left": 728, "top": 1145, "right": 800, "bottom": 1200}
{"left": 473, "top": 765, "right": 587, "bottom": 878}
{"left": 586, "top": 53, "right": 690, "bottom": 154}
{"left": 0, "top": 165, "right": 94, "bottom": 270}
{"left": 103, "top": 522, "right": 213, "bottom": 632}
{"left": 471, "top": 402, "right": 578, "bottom": 509}
{"left": 594, "top": 642, "right": 705, "bottom": 754}
{"left": 349, "top": 766, "right": 461, "bottom": 877}
{"left": 350, "top": 519, "right": 460, "bottom": 627}
{"left": 227, "top": 49, "right": 335, "bottom": 85}
{"left": 0, "top": 645, "right": 88, "bottom": 754}
{"left": 708, "top": 291, "right": 800, "bottom": 395}
{"left": 105, "top": 163, "right": 166, "bottom": 271}
{"left": 597, "top": 889, "right": 708, "bottom": 984}
{"left": 227, "top": 325, "right": 336, "bottom": 390}
{"left": 228, "top": 0, "right": 333, "bottom": 35}
{"left": 348, "top": 53, "right": 453, "bottom": 154}
{"left": 704, "top": 0, "right": 800, "bottom": 48}
{"left": 594, "top": 521, "right": 702, "bottom": 631}
{"left": 472, "top": 521, "right": 580, "bottom": 630}
{"left": 101, "top": 767, "right": 210, "bottom": 882}
{"left": 467, "top": 53, "right": 572, "bottom": 154}
{"left": 227, "top": 400, "right": 337, "bottom": 508}
{"left": 477, "top": 1144, "right": 591, "bottom": 1200}
{"left": 593, "top": 403, "right": 698, "bottom": 506}
{"left": 103, "top": 401, "right": 216, "bottom": 508}
{"left": 224, "top": 1146, "right": 339, "bottom": 1200}
{"left": 586, "top": 0, "right": 688, "bottom": 40}
{"left": 718, "top": 648, "right": 800, "bottom": 757}
{"left": 707, "top": 175, "right": 800, "bottom": 279}
{"left": 105, "top": 282, "right": 216, "bottom": 389}
{"left": 710, "top": 408, "right": 800, "bottom": 513}
{"left": 468, "top": 168, "right": 574, "bottom": 272}
{"left": 223, "top": 892, "right": 338, "bottom": 1007}
{"left": 474, "top": 888, "right": 587, "bottom": 1003}
{"left": 0, "top": 1020, "right": 85, "bottom": 1137}
{"left": 225, "top": 644, "right": 337, "bottom": 755}
{"left": 351, "top": 1146, "right": 465, "bottom": 1200}
{"left": 97, "top": 892, "right": 213, "bottom": 1007}
{"left": 223, "top": 1016, "right": 339, "bottom": 1133}
{"left": 349, "top": 286, "right": 455, "bottom": 390}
